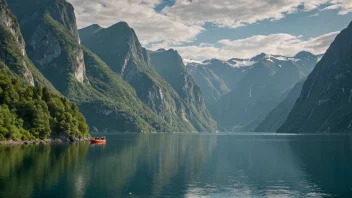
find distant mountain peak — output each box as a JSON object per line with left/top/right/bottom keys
{"left": 157, "top": 48, "right": 178, "bottom": 53}
{"left": 156, "top": 48, "right": 166, "bottom": 52}
{"left": 167, "top": 48, "right": 177, "bottom": 53}
{"left": 110, "top": 21, "right": 130, "bottom": 29}
{"left": 85, "top": 24, "right": 102, "bottom": 30}
{"left": 202, "top": 58, "right": 227, "bottom": 65}
{"left": 250, "top": 53, "right": 268, "bottom": 62}
{"left": 79, "top": 24, "right": 104, "bottom": 41}
{"left": 294, "top": 51, "right": 316, "bottom": 59}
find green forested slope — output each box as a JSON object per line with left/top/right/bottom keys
{"left": 0, "top": 71, "right": 89, "bottom": 140}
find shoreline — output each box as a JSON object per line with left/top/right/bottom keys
{"left": 0, "top": 137, "right": 91, "bottom": 145}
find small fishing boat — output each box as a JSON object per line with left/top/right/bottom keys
{"left": 90, "top": 137, "right": 106, "bottom": 144}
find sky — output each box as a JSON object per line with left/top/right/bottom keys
{"left": 67, "top": 0, "right": 352, "bottom": 62}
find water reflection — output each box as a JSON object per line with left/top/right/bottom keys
{"left": 288, "top": 137, "right": 352, "bottom": 197}
{"left": 0, "top": 143, "right": 89, "bottom": 198}
{"left": 1, "top": 134, "right": 352, "bottom": 197}
{"left": 83, "top": 134, "right": 217, "bottom": 197}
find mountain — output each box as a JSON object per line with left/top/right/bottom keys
{"left": 278, "top": 21, "right": 352, "bottom": 133}
{"left": 80, "top": 22, "right": 217, "bottom": 132}
{"left": 7, "top": 0, "right": 174, "bottom": 132}
{"left": 0, "top": 0, "right": 33, "bottom": 85}
{"left": 186, "top": 59, "right": 251, "bottom": 105}
{"left": 255, "top": 78, "right": 306, "bottom": 132}
{"left": 8, "top": 0, "right": 86, "bottom": 94}
{"left": 0, "top": 0, "right": 58, "bottom": 93}
{"left": 209, "top": 52, "right": 318, "bottom": 131}
{"left": 78, "top": 47, "right": 173, "bottom": 132}
{"left": 192, "top": 58, "right": 252, "bottom": 90}
{"left": 0, "top": 0, "right": 89, "bottom": 140}
{"left": 149, "top": 49, "right": 217, "bottom": 131}
{"left": 79, "top": 24, "right": 102, "bottom": 42}
{"left": 187, "top": 65, "right": 231, "bottom": 106}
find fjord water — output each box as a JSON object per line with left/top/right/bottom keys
{"left": 1, "top": 134, "right": 352, "bottom": 197}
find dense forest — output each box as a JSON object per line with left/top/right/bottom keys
{"left": 0, "top": 71, "right": 89, "bottom": 140}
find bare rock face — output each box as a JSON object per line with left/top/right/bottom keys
{"left": 0, "top": 0, "right": 34, "bottom": 86}
{"left": 29, "top": 25, "right": 62, "bottom": 66}
{"left": 0, "top": 5, "right": 25, "bottom": 53}
{"left": 74, "top": 47, "right": 85, "bottom": 83}
{"left": 20, "top": 60, "right": 35, "bottom": 86}
{"left": 46, "top": 0, "right": 80, "bottom": 40}
{"left": 7, "top": 0, "right": 86, "bottom": 89}
{"left": 149, "top": 49, "right": 218, "bottom": 131}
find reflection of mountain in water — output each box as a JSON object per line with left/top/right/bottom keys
{"left": 0, "top": 143, "right": 89, "bottom": 198}
{"left": 80, "top": 135, "right": 352, "bottom": 197}
{"left": 184, "top": 136, "right": 325, "bottom": 197}
{"left": 288, "top": 135, "right": 352, "bottom": 197}
{"left": 82, "top": 134, "right": 218, "bottom": 197}
{"left": 1, "top": 134, "right": 352, "bottom": 197}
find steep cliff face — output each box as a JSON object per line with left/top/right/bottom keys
{"left": 278, "top": 21, "right": 352, "bottom": 133}
{"left": 81, "top": 22, "right": 217, "bottom": 132}
{"left": 8, "top": 0, "right": 86, "bottom": 93}
{"left": 78, "top": 47, "right": 173, "bottom": 133}
{"left": 0, "top": 0, "right": 34, "bottom": 85}
{"left": 149, "top": 49, "right": 217, "bottom": 131}
{"left": 186, "top": 65, "right": 231, "bottom": 106}
{"left": 6, "top": 0, "right": 175, "bottom": 133}
{"left": 255, "top": 79, "right": 306, "bottom": 132}
{"left": 82, "top": 22, "right": 151, "bottom": 78}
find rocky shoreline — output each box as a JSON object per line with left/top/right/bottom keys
{"left": 0, "top": 137, "right": 91, "bottom": 145}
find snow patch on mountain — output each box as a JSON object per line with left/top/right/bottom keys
{"left": 185, "top": 51, "right": 319, "bottom": 68}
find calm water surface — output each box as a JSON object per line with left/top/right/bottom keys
{"left": 1, "top": 133, "right": 352, "bottom": 197}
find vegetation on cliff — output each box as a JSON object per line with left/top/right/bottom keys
{"left": 0, "top": 71, "right": 89, "bottom": 140}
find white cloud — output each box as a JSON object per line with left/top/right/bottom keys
{"left": 67, "top": 0, "right": 204, "bottom": 45}
{"left": 68, "top": 0, "right": 351, "bottom": 47}
{"left": 163, "top": 0, "right": 352, "bottom": 28}
{"left": 154, "top": 32, "right": 339, "bottom": 61}
{"left": 322, "top": 0, "right": 352, "bottom": 15}
{"left": 309, "top": 13, "right": 320, "bottom": 17}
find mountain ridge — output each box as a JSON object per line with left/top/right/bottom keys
{"left": 80, "top": 21, "right": 218, "bottom": 132}
{"left": 186, "top": 51, "right": 319, "bottom": 131}
{"left": 7, "top": 0, "right": 177, "bottom": 132}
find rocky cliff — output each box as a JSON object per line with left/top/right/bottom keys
{"left": 7, "top": 0, "right": 175, "bottom": 132}
{"left": 8, "top": 0, "right": 86, "bottom": 93}
{"left": 186, "top": 65, "right": 231, "bottom": 106}
{"left": 81, "top": 23, "right": 217, "bottom": 132}
{"left": 0, "top": 0, "right": 60, "bottom": 94}
{"left": 278, "top": 21, "right": 352, "bottom": 133}
{"left": 149, "top": 49, "right": 217, "bottom": 131}
{"left": 0, "top": 0, "right": 33, "bottom": 85}
{"left": 255, "top": 79, "right": 306, "bottom": 132}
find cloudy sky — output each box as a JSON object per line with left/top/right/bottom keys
{"left": 68, "top": 0, "right": 352, "bottom": 61}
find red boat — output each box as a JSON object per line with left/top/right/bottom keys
{"left": 90, "top": 137, "right": 106, "bottom": 144}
